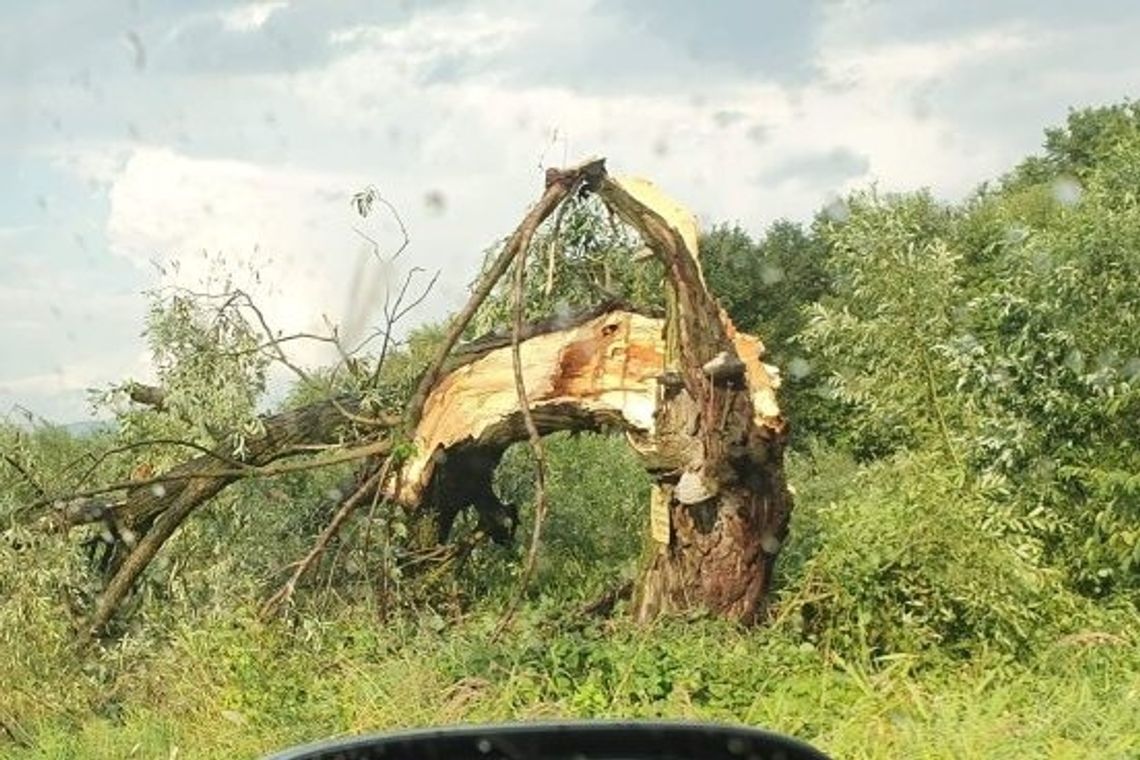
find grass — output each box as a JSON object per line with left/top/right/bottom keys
{"left": 3, "top": 435, "right": 1138, "bottom": 759}
{"left": 4, "top": 607, "right": 1137, "bottom": 759}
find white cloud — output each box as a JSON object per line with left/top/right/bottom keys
{"left": 64, "top": 145, "right": 421, "bottom": 370}
{"left": 13, "top": 0, "right": 1140, "bottom": 423}
{"left": 219, "top": 1, "right": 289, "bottom": 32}
{"left": 329, "top": 6, "right": 528, "bottom": 61}
{"left": 0, "top": 346, "right": 152, "bottom": 422}
{"left": 0, "top": 224, "right": 38, "bottom": 239}
{"left": 288, "top": 9, "right": 1054, "bottom": 233}
{"left": 817, "top": 24, "right": 1042, "bottom": 85}
{"left": 1, "top": 350, "right": 150, "bottom": 396}
{"left": 48, "top": 141, "right": 133, "bottom": 189}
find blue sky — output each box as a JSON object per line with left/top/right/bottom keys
{"left": 2, "top": 0, "right": 1139, "bottom": 423}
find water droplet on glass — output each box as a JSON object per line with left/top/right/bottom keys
{"left": 553, "top": 299, "right": 573, "bottom": 327}
{"left": 957, "top": 333, "right": 980, "bottom": 352}
{"left": 787, "top": 357, "right": 811, "bottom": 379}
{"left": 124, "top": 30, "right": 146, "bottom": 71}
{"left": 746, "top": 124, "right": 769, "bottom": 144}
{"left": 760, "top": 264, "right": 785, "bottom": 285}
{"left": 1036, "top": 458, "right": 1057, "bottom": 478}
{"left": 713, "top": 110, "right": 744, "bottom": 129}
{"left": 1051, "top": 175, "right": 1082, "bottom": 207}
{"left": 1064, "top": 349, "right": 1085, "bottom": 374}
{"left": 1004, "top": 225, "right": 1029, "bottom": 245}
{"left": 1095, "top": 349, "right": 1119, "bottom": 372}
{"left": 150, "top": 483, "right": 166, "bottom": 498}
{"left": 1122, "top": 357, "right": 1140, "bottom": 381}
{"left": 325, "top": 487, "right": 343, "bottom": 501}
{"left": 424, "top": 190, "right": 446, "bottom": 215}
{"left": 823, "top": 196, "right": 849, "bottom": 223}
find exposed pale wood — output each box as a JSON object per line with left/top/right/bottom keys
{"left": 386, "top": 310, "right": 781, "bottom": 508}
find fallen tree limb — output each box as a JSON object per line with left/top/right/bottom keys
{"left": 1, "top": 449, "right": 47, "bottom": 499}
{"left": 29, "top": 399, "right": 395, "bottom": 534}
{"left": 39, "top": 156, "right": 791, "bottom": 634}
{"left": 255, "top": 158, "right": 605, "bottom": 622}
{"left": 68, "top": 302, "right": 777, "bottom": 634}
{"left": 86, "top": 447, "right": 393, "bottom": 636}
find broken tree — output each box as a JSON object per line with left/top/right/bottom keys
{"left": 32, "top": 157, "right": 792, "bottom": 632}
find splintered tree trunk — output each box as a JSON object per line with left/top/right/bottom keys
{"left": 44, "top": 157, "right": 791, "bottom": 634}
{"left": 596, "top": 174, "right": 792, "bottom": 625}
{"left": 634, "top": 362, "right": 791, "bottom": 624}
{"left": 633, "top": 274, "right": 791, "bottom": 624}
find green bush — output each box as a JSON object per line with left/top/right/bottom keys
{"left": 461, "top": 431, "right": 650, "bottom": 605}
{"left": 776, "top": 450, "right": 1080, "bottom": 661}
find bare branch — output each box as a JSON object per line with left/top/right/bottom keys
{"left": 155, "top": 285, "right": 325, "bottom": 385}
{"left": 492, "top": 185, "right": 564, "bottom": 641}
{"left": 28, "top": 435, "right": 394, "bottom": 531}
{"left": 542, "top": 180, "right": 582, "bottom": 297}
{"left": 403, "top": 158, "right": 606, "bottom": 433}
{"left": 351, "top": 186, "right": 411, "bottom": 262}
{"left": 1, "top": 448, "right": 46, "bottom": 499}
{"left": 389, "top": 269, "right": 441, "bottom": 326}
{"left": 68, "top": 437, "right": 248, "bottom": 493}
{"left": 232, "top": 289, "right": 315, "bottom": 385}
{"left": 259, "top": 456, "right": 393, "bottom": 619}
{"left": 225, "top": 331, "right": 342, "bottom": 358}
{"left": 363, "top": 266, "right": 440, "bottom": 389}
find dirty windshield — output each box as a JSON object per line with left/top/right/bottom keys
{"left": 2, "top": 2, "right": 1139, "bottom": 758}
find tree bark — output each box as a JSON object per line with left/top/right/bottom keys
{"left": 596, "top": 174, "right": 791, "bottom": 624}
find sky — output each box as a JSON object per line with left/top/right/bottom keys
{"left": 2, "top": 0, "right": 1139, "bottom": 424}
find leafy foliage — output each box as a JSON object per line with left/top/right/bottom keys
{"left": 801, "top": 191, "right": 964, "bottom": 462}
{"left": 5, "top": 100, "right": 1140, "bottom": 757}
{"left": 778, "top": 451, "right": 1078, "bottom": 660}
{"left": 470, "top": 194, "right": 661, "bottom": 337}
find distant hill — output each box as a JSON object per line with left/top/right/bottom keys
{"left": 61, "top": 420, "right": 117, "bottom": 437}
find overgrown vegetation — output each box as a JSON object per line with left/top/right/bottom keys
{"left": 3, "top": 103, "right": 1140, "bottom": 758}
